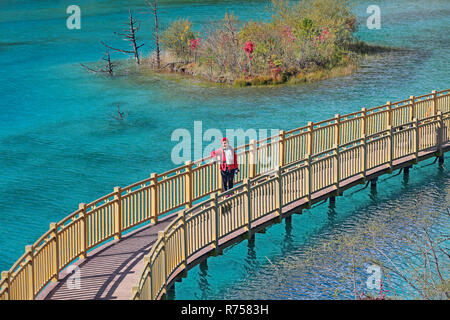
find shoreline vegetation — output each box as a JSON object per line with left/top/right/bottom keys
{"left": 82, "top": 0, "right": 398, "bottom": 87}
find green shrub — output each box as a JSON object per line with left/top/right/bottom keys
{"left": 234, "top": 78, "right": 251, "bottom": 87}
{"left": 251, "top": 76, "right": 273, "bottom": 86}
{"left": 161, "top": 19, "right": 196, "bottom": 62}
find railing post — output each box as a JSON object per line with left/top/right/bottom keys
{"left": 211, "top": 193, "right": 219, "bottom": 252}
{"left": 79, "top": 203, "right": 87, "bottom": 259}
{"left": 308, "top": 122, "right": 314, "bottom": 155}
{"left": 158, "top": 230, "right": 167, "bottom": 296}
{"left": 386, "top": 101, "right": 392, "bottom": 128}
{"left": 114, "top": 187, "right": 122, "bottom": 240}
{"left": 279, "top": 130, "right": 286, "bottom": 168}
{"left": 25, "top": 245, "right": 34, "bottom": 300}
{"left": 361, "top": 108, "right": 367, "bottom": 137}
{"left": 244, "top": 179, "right": 252, "bottom": 237}
{"left": 414, "top": 118, "right": 419, "bottom": 161}
{"left": 307, "top": 154, "right": 312, "bottom": 207}
{"left": 249, "top": 140, "right": 257, "bottom": 179}
{"left": 432, "top": 90, "right": 438, "bottom": 115}
{"left": 362, "top": 135, "right": 367, "bottom": 181}
{"left": 334, "top": 144, "right": 340, "bottom": 195}
{"left": 150, "top": 173, "right": 159, "bottom": 224}
{"left": 437, "top": 111, "right": 443, "bottom": 155}
{"left": 388, "top": 125, "right": 393, "bottom": 171}
{"left": 143, "top": 254, "right": 153, "bottom": 299}
{"left": 216, "top": 160, "right": 222, "bottom": 192}
{"left": 1, "top": 271, "right": 9, "bottom": 300}
{"left": 410, "top": 96, "right": 415, "bottom": 121}
{"left": 185, "top": 161, "right": 193, "bottom": 208}
{"left": 277, "top": 168, "right": 282, "bottom": 216}
{"left": 334, "top": 114, "right": 341, "bottom": 146}
{"left": 178, "top": 211, "right": 187, "bottom": 269}
{"left": 131, "top": 286, "right": 140, "bottom": 300}
{"left": 50, "top": 223, "right": 59, "bottom": 282}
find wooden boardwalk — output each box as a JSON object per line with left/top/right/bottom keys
{"left": 38, "top": 215, "right": 177, "bottom": 300}
{"left": 39, "top": 143, "right": 448, "bottom": 300}
{"left": 1, "top": 88, "right": 448, "bottom": 301}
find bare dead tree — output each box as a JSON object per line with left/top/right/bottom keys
{"left": 104, "top": 49, "right": 115, "bottom": 75}
{"left": 223, "top": 12, "right": 244, "bottom": 74}
{"left": 80, "top": 48, "right": 116, "bottom": 76}
{"left": 110, "top": 104, "right": 128, "bottom": 121}
{"left": 102, "top": 9, "right": 144, "bottom": 65}
{"left": 146, "top": 0, "right": 161, "bottom": 69}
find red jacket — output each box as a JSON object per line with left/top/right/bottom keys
{"left": 211, "top": 147, "right": 238, "bottom": 171}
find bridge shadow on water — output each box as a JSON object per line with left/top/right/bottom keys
{"left": 169, "top": 158, "right": 449, "bottom": 299}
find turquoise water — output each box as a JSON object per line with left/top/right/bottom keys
{"left": 0, "top": 0, "right": 449, "bottom": 299}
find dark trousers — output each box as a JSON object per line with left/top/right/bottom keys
{"left": 221, "top": 169, "right": 235, "bottom": 192}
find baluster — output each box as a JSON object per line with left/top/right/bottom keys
{"left": 249, "top": 140, "right": 257, "bottom": 179}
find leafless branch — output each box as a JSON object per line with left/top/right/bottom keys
{"left": 146, "top": 0, "right": 161, "bottom": 69}
{"left": 104, "top": 9, "right": 144, "bottom": 65}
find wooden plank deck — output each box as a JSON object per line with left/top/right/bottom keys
{"left": 38, "top": 143, "right": 448, "bottom": 300}
{"left": 37, "top": 214, "right": 178, "bottom": 300}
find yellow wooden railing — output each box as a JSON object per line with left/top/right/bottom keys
{"left": 130, "top": 89, "right": 450, "bottom": 300}
{"left": 0, "top": 89, "right": 449, "bottom": 300}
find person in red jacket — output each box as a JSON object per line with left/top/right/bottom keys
{"left": 211, "top": 137, "right": 239, "bottom": 193}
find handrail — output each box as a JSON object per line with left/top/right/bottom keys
{"left": 0, "top": 88, "right": 449, "bottom": 300}
{"left": 131, "top": 89, "right": 450, "bottom": 300}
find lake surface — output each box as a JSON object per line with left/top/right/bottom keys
{"left": 0, "top": 0, "right": 448, "bottom": 299}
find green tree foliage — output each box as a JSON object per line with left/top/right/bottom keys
{"left": 160, "top": 18, "right": 196, "bottom": 62}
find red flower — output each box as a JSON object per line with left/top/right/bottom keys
{"left": 283, "top": 26, "right": 295, "bottom": 43}
{"left": 244, "top": 41, "right": 254, "bottom": 61}
{"left": 190, "top": 38, "right": 200, "bottom": 50}
{"left": 244, "top": 41, "right": 254, "bottom": 54}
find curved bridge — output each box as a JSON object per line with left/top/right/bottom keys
{"left": 0, "top": 89, "right": 449, "bottom": 300}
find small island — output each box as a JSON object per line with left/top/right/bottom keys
{"left": 83, "top": 0, "right": 393, "bottom": 87}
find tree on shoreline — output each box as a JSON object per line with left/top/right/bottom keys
{"left": 146, "top": 0, "right": 161, "bottom": 69}
{"left": 80, "top": 47, "right": 116, "bottom": 76}
{"left": 102, "top": 9, "right": 144, "bottom": 65}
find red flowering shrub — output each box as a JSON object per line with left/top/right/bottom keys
{"left": 190, "top": 38, "right": 200, "bottom": 51}
{"left": 244, "top": 41, "right": 254, "bottom": 57}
